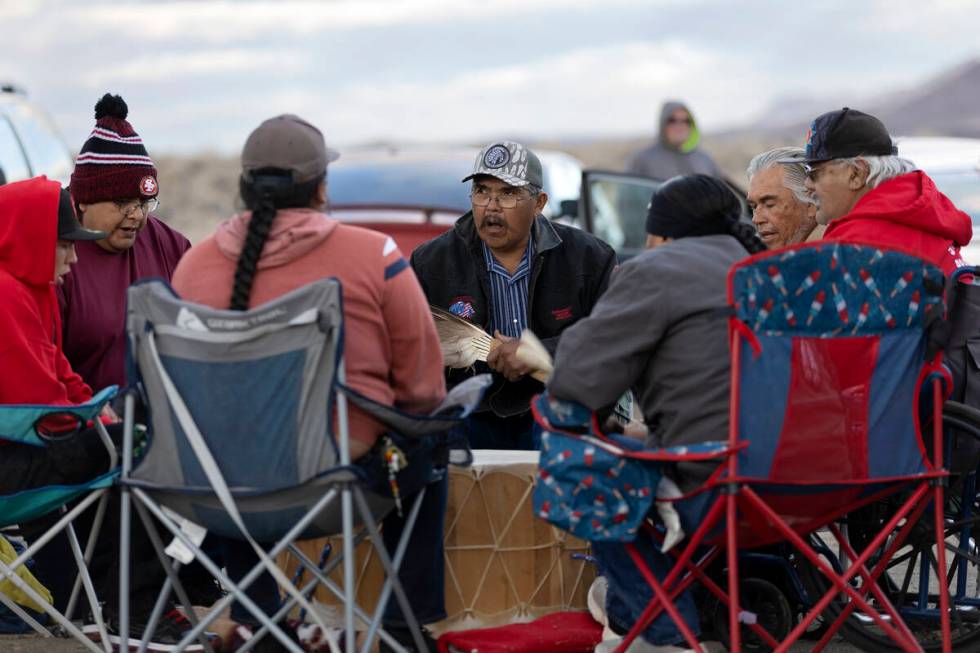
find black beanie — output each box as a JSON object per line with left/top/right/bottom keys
{"left": 645, "top": 174, "right": 741, "bottom": 239}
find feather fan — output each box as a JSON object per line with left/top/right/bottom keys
{"left": 430, "top": 307, "right": 551, "bottom": 382}
{"left": 430, "top": 305, "right": 494, "bottom": 369}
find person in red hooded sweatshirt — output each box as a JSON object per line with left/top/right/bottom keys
{"left": 0, "top": 177, "right": 118, "bottom": 492}
{"left": 1, "top": 178, "right": 213, "bottom": 651}
{"left": 782, "top": 107, "right": 972, "bottom": 274}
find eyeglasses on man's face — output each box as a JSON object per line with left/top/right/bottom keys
{"left": 804, "top": 162, "right": 835, "bottom": 182}
{"left": 113, "top": 198, "right": 160, "bottom": 216}
{"left": 470, "top": 186, "right": 534, "bottom": 209}
{"left": 667, "top": 116, "right": 693, "bottom": 126}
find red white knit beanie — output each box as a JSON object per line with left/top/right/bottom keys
{"left": 69, "top": 93, "right": 159, "bottom": 204}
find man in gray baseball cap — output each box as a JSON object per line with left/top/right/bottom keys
{"left": 461, "top": 140, "right": 544, "bottom": 188}
{"left": 459, "top": 141, "right": 547, "bottom": 266}
{"left": 412, "top": 140, "right": 617, "bottom": 450}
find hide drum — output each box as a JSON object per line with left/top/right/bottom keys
{"left": 277, "top": 450, "right": 595, "bottom": 631}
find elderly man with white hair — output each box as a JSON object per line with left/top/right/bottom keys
{"left": 747, "top": 146, "right": 819, "bottom": 248}
{"left": 783, "top": 107, "right": 972, "bottom": 274}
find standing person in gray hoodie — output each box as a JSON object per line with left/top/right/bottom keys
{"left": 626, "top": 101, "right": 722, "bottom": 180}
{"left": 548, "top": 174, "right": 765, "bottom": 652}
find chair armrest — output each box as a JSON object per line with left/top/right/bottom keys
{"left": 533, "top": 392, "right": 738, "bottom": 462}
{"left": 0, "top": 386, "right": 118, "bottom": 448}
{"left": 337, "top": 375, "right": 492, "bottom": 439}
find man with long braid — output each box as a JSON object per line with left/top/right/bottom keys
{"left": 172, "top": 114, "right": 447, "bottom": 652}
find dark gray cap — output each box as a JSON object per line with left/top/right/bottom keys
{"left": 241, "top": 114, "right": 339, "bottom": 183}
{"left": 462, "top": 141, "right": 543, "bottom": 188}
{"left": 58, "top": 188, "right": 106, "bottom": 241}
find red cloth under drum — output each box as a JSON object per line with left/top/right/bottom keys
{"left": 437, "top": 611, "right": 602, "bottom": 653}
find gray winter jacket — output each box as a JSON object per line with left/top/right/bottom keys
{"left": 626, "top": 101, "right": 722, "bottom": 180}
{"left": 549, "top": 234, "right": 749, "bottom": 483}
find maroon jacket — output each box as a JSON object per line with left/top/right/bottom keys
{"left": 57, "top": 216, "right": 190, "bottom": 391}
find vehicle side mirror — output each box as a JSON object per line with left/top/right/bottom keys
{"left": 559, "top": 199, "right": 579, "bottom": 220}
{"left": 0, "top": 165, "right": 6, "bottom": 187}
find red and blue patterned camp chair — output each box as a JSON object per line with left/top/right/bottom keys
{"left": 533, "top": 242, "right": 954, "bottom": 653}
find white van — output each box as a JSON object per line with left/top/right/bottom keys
{"left": 897, "top": 137, "right": 980, "bottom": 264}
{"left": 0, "top": 85, "right": 73, "bottom": 186}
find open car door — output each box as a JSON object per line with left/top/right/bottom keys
{"left": 579, "top": 170, "right": 750, "bottom": 261}
{"left": 579, "top": 171, "right": 663, "bottom": 261}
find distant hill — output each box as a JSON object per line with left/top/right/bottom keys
{"left": 545, "top": 58, "right": 980, "bottom": 187}
{"left": 872, "top": 59, "right": 980, "bottom": 137}
{"left": 732, "top": 58, "right": 980, "bottom": 141}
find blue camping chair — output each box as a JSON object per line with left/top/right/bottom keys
{"left": 533, "top": 243, "right": 955, "bottom": 653}
{"left": 121, "top": 278, "right": 489, "bottom": 653}
{"left": 0, "top": 387, "right": 120, "bottom": 652}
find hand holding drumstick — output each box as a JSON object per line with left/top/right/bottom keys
{"left": 487, "top": 331, "right": 545, "bottom": 382}
{"left": 430, "top": 305, "right": 549, "bottom": 382}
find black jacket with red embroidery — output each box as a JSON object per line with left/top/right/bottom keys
{"left": 411, "top": 212, "right": 616, "bottom": 417}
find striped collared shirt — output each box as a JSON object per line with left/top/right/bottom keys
{"left": 482, "top": 236, "right": 535, "bottom": 338}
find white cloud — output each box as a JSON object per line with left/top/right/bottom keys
{"left": 309, "top": 40, "right": 759, "bottom": 145}
{"left": 43, "top": 39, "right": 745, "bottom": 152}
{"left": 56, "top": 0, "right": 676, "bottom": 44}
{"left": 5, "top": 0, "right": 977, "bottom": 154}
{"left": 861, "top": 0, "right": 980, "bottom": 41}
{"left": 81, "top": 39, "right": 764, "bottom": 151}
{"left": 80, "top": 48, "right": 305, "bottom": 85}
{"left": 0, "top": 1, "right": 44, "bottom": 20}
{"left": 53, "top": 38, "right": 751, "bottom": 152}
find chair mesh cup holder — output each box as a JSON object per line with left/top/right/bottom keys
{"left": 33, "top": 412, "right": 84, "bottom": 442}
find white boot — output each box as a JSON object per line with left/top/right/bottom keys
{"left": 587, "top": 576, "right": 620, "bottom": 642}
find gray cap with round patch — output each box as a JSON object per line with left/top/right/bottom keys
{"left": 241, "top": 114, "right": 339, "bottom": 183}
{"left": 462, "top": 141, "right": 543, "bottom": 188}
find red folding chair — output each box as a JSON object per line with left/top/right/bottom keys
{"left": 537, "top": 242, "right": 954, "bottom": 653}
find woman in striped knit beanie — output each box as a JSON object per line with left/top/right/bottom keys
{"left": 48, "top": 93, "right": 198, "bottom": 648}
{"left": 61, "top": 93, "right": 190, "bottom": 398}
{"left": 69, "top": 93, "right": 162, "bottom": 252}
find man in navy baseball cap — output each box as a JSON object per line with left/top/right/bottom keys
{"left": 780, "top": 107, "right": 897, "bottom": 165}
{"left": 783, "top": 107, "right": 971, "bottom": 274}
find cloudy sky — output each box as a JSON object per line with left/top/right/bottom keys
{"left": 3, "top": 0, "right": 979, "bottom": 154}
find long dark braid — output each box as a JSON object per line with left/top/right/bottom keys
{"left": 229, "top": 193, "right": 277, "bottom": 311}
{"left": 229, "top": 169, "right": 323, "bottom": 310}
{"left": 728, "top": 218, "right": 767, "bottom": 255}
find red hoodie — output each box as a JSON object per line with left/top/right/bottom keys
{"left": 0, "top": 177, "right": 93, "bottom": 409}
{"left": 823, "top": 170, "right": 972, "bottom": 275}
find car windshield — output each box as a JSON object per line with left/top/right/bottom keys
{"left": 327, "top": 157, "right": 472, "bottom": 210}
{"left": 930, "top": 170, "right": 980, "bottom": 223}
